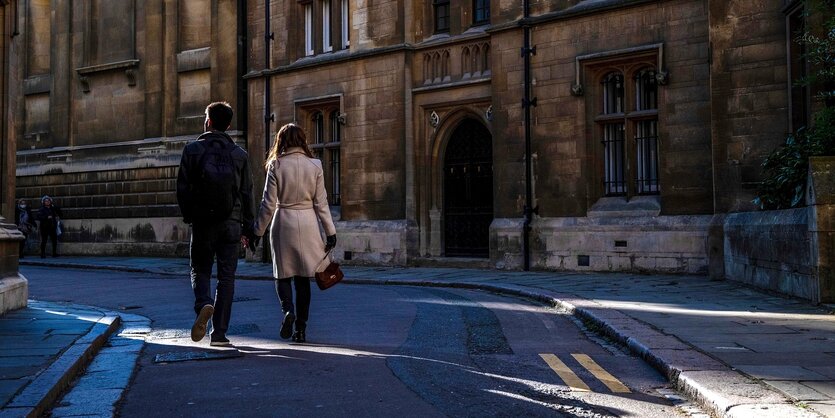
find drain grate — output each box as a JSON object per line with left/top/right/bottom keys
{"left": 154, "top": 350, "right": 243, "bottom": 363}
{"left": 228, "top": 323, "right": 260, "bottom": 335}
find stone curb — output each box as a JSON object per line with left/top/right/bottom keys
{"left": 20, "top": 262, "right": 823, "bottom": 418}
{"left": 0, "top": 304, "right": 121, "bottom": 418}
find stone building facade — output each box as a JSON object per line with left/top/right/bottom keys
{"left": 13, "top": 0, "right": 245, "bottom": 256}
{"left": 244, "top": 0, "right": 810, "bottom": 274}
{"left": 14, "top": 1, "right": 818, "bottom": 280}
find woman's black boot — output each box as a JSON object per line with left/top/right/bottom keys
{"left": 292, "top": 329, "right": 306, "bottom": 343}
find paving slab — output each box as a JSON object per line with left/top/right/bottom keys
{"left": 0, "top": 301, "right": 120, "bottom": 417}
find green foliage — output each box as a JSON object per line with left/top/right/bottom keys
{"left": 754, "top": 107, "right": 835, "bottom": 209}
{"left": 754, "top": 2, "right": 835, "bottom": 210}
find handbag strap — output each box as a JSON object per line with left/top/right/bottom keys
{"left": 315, "top": 249, "right": 333, "bottom": 271}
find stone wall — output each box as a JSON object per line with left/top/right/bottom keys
{"left": 723, "top": 208, "right": 816, "bottom": 301}
{"left": 492, "top": 214, "right": 711, "bottom": 273}
{"left": 708, "top": 0, "right": 790, "bottom": 213}
{"left": 722, "top": 157, "right": 835, "bottom": 303}
{"left": 14, "top": 0, "right": 243, "bottom": 255}
{"left": 490, "top": 0, "right": 713, "bottom": 219}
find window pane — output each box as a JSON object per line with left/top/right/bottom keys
{"left": 304, "top": 4, "right": 313, "bottom": 56}
{"left": 313, "top": 112, "right": 324, "bottom": 144}
{"left": 603, "top": 123, "right": 626, "bottom": 195}
{"left": 330, "top": 111, "right": 341, "bottom": 143}
{"left": 330, "top": 149, "right": 341, "bottom": 205}
{"left": 434, "top": 0, "right": 450, "bottom": 33}
{"left": 602, "top": 72, "right": 624, "bottom": 114}
{"left": 635, "top": 68, "right": 658, "bottom": 111}
{"left": 636, "top": 120, "right": 660, "bottom": 194}
{"left": 323, "top": 0, "right": 332, "bottom": 52}
{"left": 341, "top": 0, "right": 350, "bottom": 49}
{"left": 473, "top": 0, "right": 490, "bottom": 25}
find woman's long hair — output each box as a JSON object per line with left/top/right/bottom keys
{"left": 265, "top": 123, "right": 314, "bottom": 168}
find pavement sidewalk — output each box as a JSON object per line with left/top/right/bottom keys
{"left": 0, "top": 300, "right": 120, "bottom": 418}
{"left": 19, "top": 256, "right": 835, "bottom": 418}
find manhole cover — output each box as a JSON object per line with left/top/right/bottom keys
{"left": 232, "top": 296, "right": 260, "bottom": 302}
{"left": 154, "top": 350, "right": 243, "bottom": 363}
{"left": 228, "top": 323, "right": 260, "bottom": 335}
{"left": 148, "top": 329, "right": 190, "bottom": 340}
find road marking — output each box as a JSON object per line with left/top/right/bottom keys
{"left": 571, "top": 353, "right": 631, "bottom": 393}
{"left": 539, "top": 353, "right": 590, "bottom": 392}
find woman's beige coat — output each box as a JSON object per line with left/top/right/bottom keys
{"left": 253, "top": 148, "right": 337, "bottom": 279}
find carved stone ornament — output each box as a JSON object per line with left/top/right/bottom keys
{"left": 79, "top": 76, "right": 91, "bottom": 93}
{"left": 655, "top": 70, "right": 669, "bottom": 85}
{"left": 570, "top": 84, "right": 584, "bottom": 97}
{"left": 429, "top": 111, "right": 440, "bottom": 128}
{"left": 336, "top": 112, "right": 347, "bottom": 125}
{"left": 485, "top": 105, "right": 493, "bottom": 122}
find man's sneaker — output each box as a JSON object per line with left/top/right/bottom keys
{"left": 210, "top": 336, "right": 232, "bottom": 347}
{"left": 280, "top": 312, "right": 296, "bottom": 340}
{"left": 191, "top": 304, "right": 214, "bottom": 342}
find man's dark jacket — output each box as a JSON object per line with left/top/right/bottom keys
{"left": 176, "top": 131, "right": 255, "bottom": 228}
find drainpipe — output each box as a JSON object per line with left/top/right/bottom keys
{"left": 521, "top": 0, "right": 536, "bottom": 271}
{"left": 237, "top": 0, "right": 248, "bottom": 132}
{"left": 262, "top": 0, "right": 274, "bottom": 262}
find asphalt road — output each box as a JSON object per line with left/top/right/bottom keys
{"left": 22, "top": 265, "right": 690, "bottom": 417}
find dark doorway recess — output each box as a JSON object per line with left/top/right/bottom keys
{"left": 444, "top": 118, "right": 493, "bottom": 258}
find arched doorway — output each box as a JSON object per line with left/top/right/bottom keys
{"left": 443, "top": 119, "right": 493, "bottom": 257}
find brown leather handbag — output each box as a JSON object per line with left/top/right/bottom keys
{"left": 314, "top": 250, "right": 344, "bottom": 290}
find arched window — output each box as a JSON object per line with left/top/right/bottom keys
{"left": 305, "top": 105, "right": 342, "bottom": 206}
{"left": 482, "top": 44, "right": 491, "bottom": 74}
{"left": 462, "top": 47, "right": 471, "bottom": 77}
{"left": 594, "top": 64, "right": 661, "bottom": 198}
{"left": 313, "top": 111, "right": 324, "bottom": 145}
{"left": 635, "top": 67, "right": 659, "bottom": 193}
{"left": 602, "top": 72, "right": 624, "bottom": 115}
{"left": 601, "top": 72, "right": 626, "bottom": 195}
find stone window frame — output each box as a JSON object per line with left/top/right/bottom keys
{"left": 433, "top": 0, "right": 450, "bottom": 34}
{"left": 586, "top": 52, "right": 662, "bottom": 200}
{"left": 472, "top": 0, "right": 489, "bottom": 27}
{"left": 784, "top": 0, "right": 811, "bottom": 133}
{"left": 341, "top": 0, "right": 350, "bottom": 49}
{"left": 299, "top": 0, "right": 349, "bottom": 58}
{"left": 296, "top": 96, "right": 344, "bottom": 206}
{"left": 322, "top": 0, "right": 333, "bottom": 52}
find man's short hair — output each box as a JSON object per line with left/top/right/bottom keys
{"left": 205, "top": 102, "right": 234, "bottom": 131}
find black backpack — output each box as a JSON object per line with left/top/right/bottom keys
{"left": 191, "top": 138, "right": 239, "bottom": 223}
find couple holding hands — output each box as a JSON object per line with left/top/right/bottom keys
{"left": 177, "top": 101, "right": 336, "bottom": 347}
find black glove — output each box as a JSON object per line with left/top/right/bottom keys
{"left": 243, "top": 223, "right": 259, "bottom": 252}
{"left": 248, "top": 235, "right": 261, "bottom": 252}
{"left": 325, "top": 234, "right": 337, "bottom": 252}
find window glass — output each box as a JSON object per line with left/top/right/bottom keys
{"left": 602, "top": 72, "right": 624, "bottom": 114}
{"left": 434, "top": 0, "right": 450, "bottom": 33}
{"left": 323, "top": 0, "right": 332, "bottom": 52}
{"left": 341, "top": 0, "right": 350, "bottom": 49}
{"left": 304, "top": 4, "right": 314, "bottom": 56}
{"left": 635, "top": 68, "right": 658, "bottom": 111}
{"left": 473, "top": 0, "right": 490, "bottom": 25}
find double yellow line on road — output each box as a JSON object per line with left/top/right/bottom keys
{"left": 539, "top": 353, "right": 631, "bottom": 393}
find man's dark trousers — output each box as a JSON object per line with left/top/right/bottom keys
{"left": 190, "top": 219, "right": 240, "bottom": 338}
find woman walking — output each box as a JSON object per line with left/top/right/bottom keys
{"left": 36, "top": 195, "right": 62, "bottom": 258}
{"left": 15, "top": 199, "right": 36, "bottom": 258}
{"left": 253, "top": 123, "right": 337, "bottom": 343}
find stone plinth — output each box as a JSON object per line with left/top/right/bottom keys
{"left": 0, "top": 219, "right": 27, "bottom": 315}
{"left": 808, "top": 156, "right": 835, "bottom": 303}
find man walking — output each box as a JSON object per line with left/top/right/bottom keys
{"left": 177, "top": 101, "right": 255, "bottom": 346}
